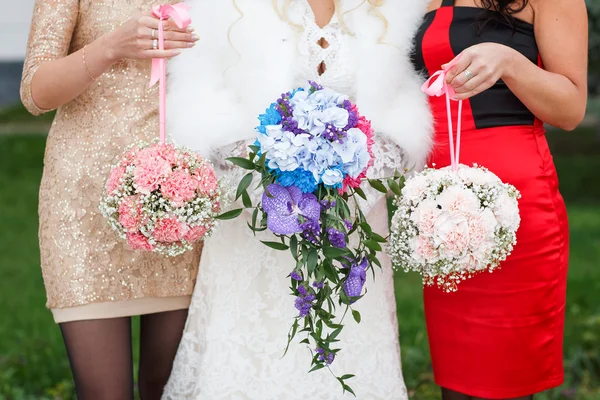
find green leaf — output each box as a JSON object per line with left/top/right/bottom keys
{"left": 358, "top": 222, "right": 372, "bottom": 235}
{"left": 368, "top": 179, "right": 388, "bottom": 194}
{"left": 299, "top": 338, "right": 310, "bottom": 345}
{"left": 363, "top": 239, "right": 382, "bottom": 252}
{"left": 251, "top": 207, "right": 259, "bottom": 228}
{"left": 323, "top": 260, "right": 339, "bottom": 283}
{"left": 241, "top": 190, "right": 252, "bottom": 208}
{"left": 236, "top": 173, "right": 254, "bottom": 200}
{"left": 370, "top": 232, "right": 387, "bottom": 243}
{"left": 387, "top": 178, "right": 403, "bottom": 197}
{"left": 352, "top": 309, "right": 361, "bottom": 323}
{"left": 341, "top": 374, "right": 355, "bottom": 381}
{"left": 309, "top": 364, "right": 326, "bottom": 373}
{"left": 343, "top": 384, "right": 356, "bottom": 397}
{"left": 261, "top": 241, "right": 289, "bottom": 251}
{"left": 329, "top": 327, "right": 343, "bottom": 341}
{"left": 290, "top": 235, "right": 298, "bottom": 260}
{"left": 353, "top": 186, "right": 367, "bottom": 200}
{"left": 323, "top": 246, "right": 350, "bottom": 259}
{"left": 257, "top": 152, "right": 268, "bottom": 169}
{"left": 216, "top": 208, "right": 243, "bottom": 220}
{"left": 307, "top": 249, "right": 319, "bottom": 274}
{"left": 226, "top": 157, "right": 256, "bottom": 170}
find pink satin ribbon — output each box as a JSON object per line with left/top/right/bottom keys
{"left": 150, "top": 3, "right": 192, "bottom": 144}
{"left": 421, "top": 56, "right": 463, "bottom": 172}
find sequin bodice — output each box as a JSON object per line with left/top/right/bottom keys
{"left": 21, "top": 0, "right": 200, "bottom": 310}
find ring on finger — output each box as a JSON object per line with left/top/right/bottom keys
{"left": 464, "top": 69, "right": 474, "bottom": 81}
{"left": 152, "top": 39, "right": 158, "bottom": 50}
{"left": 151, "top": 29, "right": 157, "bottom": 39}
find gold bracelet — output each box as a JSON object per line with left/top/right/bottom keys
{"left": 82, "top": 45, "right": 96, "bottom": 81}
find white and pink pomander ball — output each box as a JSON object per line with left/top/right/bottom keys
{"left": 388, "top": 164, "right": 521, "bottom": 292}
{"left": 100, "top": 142, "right": 222, "bottom": 257}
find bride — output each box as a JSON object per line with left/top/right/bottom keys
{"left": 163, "top": 0, "right": 431, "bottom": 398}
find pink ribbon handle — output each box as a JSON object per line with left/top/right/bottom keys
{"left": 421, "top": 56, "right": 463, "bottom": 172}
{"left": 150, "top": 3, "right": 192, "bottom": 144}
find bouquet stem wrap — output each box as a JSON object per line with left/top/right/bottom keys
{"left": 149, "top": 3, "right": 192, "bottom": 144}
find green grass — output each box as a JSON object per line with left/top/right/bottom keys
{"left": 0, "top": 133, "right": 599, "bottom": 399}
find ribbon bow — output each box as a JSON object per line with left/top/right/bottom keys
{"left": 149, "top": 3, "right": 192, "bottom": 143}
{"left": 421, "top": 56, "right": 462, "bottom": 172}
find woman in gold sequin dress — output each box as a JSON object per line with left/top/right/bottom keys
{"left": 20, "top": 1, "right": 199, "bottom": 398}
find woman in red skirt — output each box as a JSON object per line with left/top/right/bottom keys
{"left": 411, "top": 0, "right": 588, "bottom": 399}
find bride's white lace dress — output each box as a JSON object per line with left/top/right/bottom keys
{"left": 163, "top": 1, "right": 432, "bottom": 399}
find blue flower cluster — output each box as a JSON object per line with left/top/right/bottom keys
{"left": 255, "top": 82, "right": 371, "bottom": 193}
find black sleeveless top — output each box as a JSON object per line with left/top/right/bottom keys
{"left": 411, "top": 0, "right": 541, "bottom": 129}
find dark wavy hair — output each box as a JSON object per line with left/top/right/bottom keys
{"left": 478, "top": 0, "right": 530, "bottom": 30}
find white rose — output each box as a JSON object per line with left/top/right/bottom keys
{"left": 436, "top": 185, "right": 480, "bottom": 215}
{"left": 493, "top": 191, "right": 520, "bottom": 231}
{"left": 433, "top": 212, "right": 470, "bottom": 258}
{"left": 411, "top": 199, "right": 441, "bottom": 237}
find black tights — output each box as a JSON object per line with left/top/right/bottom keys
{"left": 442, "top": 388, "right": 534, "bottom": 400}
{"left": 59, "top": 309, "right": 188, "bottom": 400}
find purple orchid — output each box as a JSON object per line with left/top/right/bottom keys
{"left": 343, "top": 257, "right": 368, "bottom": 300}
{"left": 262, "top": 184, "right": 321, "bottom": 235}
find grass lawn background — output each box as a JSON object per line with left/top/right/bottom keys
{"left": 0, "top": 126, "right": 599, "bottom": 399}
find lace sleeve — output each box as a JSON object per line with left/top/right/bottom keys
{"left": 20, "top": 0, "right": 79, "bottom": 116}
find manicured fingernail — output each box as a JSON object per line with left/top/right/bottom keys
{"left": 173, "top": 50, "right": 181, "bottom": 55}
{"left": 188, "top": 42, "right": 195, "bottom": 47}
{"left": 187, "top": 26, "right": 195, "bottom": 32}
{"left": 192, "top": 34, "right": 199, "bottom": 41}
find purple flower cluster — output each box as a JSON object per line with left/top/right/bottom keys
{"left": 301, "top": 219, "right": 321, "bottom": 245}
{"left": 322, "top": 123, "right": 347, "bottom": 143}
{"left": 320, "top": 199, "right": 337, "bottom": 211}
{"left": 316, "top": 347, "right": 335, "bottom": 365}
{"left": 344, "top": 219, "right": 353, "bottom": 231}
{"left": 276, "top": 93, "right": 305, "bottom": 136}
{"left": 308, "top": 80, "right": 323, "bottom": 92}
{"left": 327, "top": 227, "right": 346, "bottom": 249}
{"left": 295, "top": 285, "right": 316, "bottom": 317}
{"left": 290, "top": 271, "right": 303, "bottom": 282}
{"left": 343, "top": 99, "right": 359, "bottom": 131}
{"left": 312, "top": 281, "right": 325, "bottom": 289}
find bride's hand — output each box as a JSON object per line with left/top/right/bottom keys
{"left": 103, "top": 14, "right": 199, "bottom": 62}
{"left": 442, "top": 43, "right": 516, "bottom": 100}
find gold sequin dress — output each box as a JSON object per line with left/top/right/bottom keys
{"left": 20, "top": 0, "right": 200, "bottom": 323}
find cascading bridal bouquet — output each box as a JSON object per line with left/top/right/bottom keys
{"left": 100, "top": 4, "right": 222, "bottom": 257}
{"left": 387, "top": 61, "right": 521, "bottom": 292}
{"left": 222, "top": 81, "right": 404, "bottom": 394}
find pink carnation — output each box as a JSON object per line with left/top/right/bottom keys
{"left": 152, "top": 217, "right": 187, "bottom": 243}
{"left": 161, "top": 169, "right": 197, "bottom": 207}
{"left": 106, "top": 165, "right": 126, "bottom": 194}
{"left": 126, "top": 232, "right": 154, "bottom": 251}
{"left": 194, "top": 165, "right": 219, "bottom": 195}
{"left": 183, "top": 224, "right": 208, "bottom": 243}
{"left": 153, "top": 143, "right": 179, "bottom": 166}
{"left": 133, "top": 147, "right": 172, "bottom": 194}
{"left": 118, "top": 196, "right": 141, "bottom": 232}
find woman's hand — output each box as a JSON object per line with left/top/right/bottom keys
{"left": 443, "top": 43, "right": 516, "bottom": 100}
{"left": 103, "top": 14, "right": 199, "bottom": 62}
